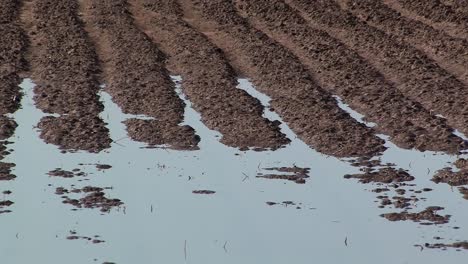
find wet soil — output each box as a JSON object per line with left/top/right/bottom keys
{"left": 21, "top": 0, "right": 111, "bottom": 153}
{"left": 257, "top": 166, "right": 310, "bottom": 184}
{"left": 79, "top": 0, "right": 199, "bottom": 150}
{"left": 344, "top": 167, "right": 414, "bottom": 184}
{"left": 48, "top": 168, "right": 87, "bottom": 178}
{"left": 66, "top": 231, "right": 105, "bottom": 244}
{"left": 381, "top": 206, "right": 450, "bottom": 225}
{"left": 0, "top": 0, "right": 27, "bottom": 187}
{"left": 288, "top": 0, "right": 468, "bottom": 145}
{"left": 179, "top": 0, "right": 386, "bottom": 158}
{"left": 129, "top": 0, "right": 289, "bottom": 150}
{"left": 56, "top": 186, "right": 123, "bottom": 213}
{"left": 235, "top": 0, "right": 464, "bottom": 154}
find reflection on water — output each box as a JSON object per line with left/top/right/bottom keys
{"left": 0, "top": 78, "right": 467, "bottom": 263}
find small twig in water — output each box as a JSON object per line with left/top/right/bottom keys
{"left": 344, "top": 237, "right": 348, "bottom": 246}
{"left": 223, "top": 241, "right": 228, "bottom": 253}
{"left": 242, "top": 172, "right": 249, "bottom": 182}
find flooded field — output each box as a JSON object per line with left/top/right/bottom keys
{"left": 1, "top": 0, "right": 468, "bottom": 263}
{"left": 0, "top": 79, "right": 467, "bottom": 263}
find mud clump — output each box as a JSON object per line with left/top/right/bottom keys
{"left": 56, "top": 186, "right": 123, "bottom": 212}
{"left": 96, "top": 164, "right": 112, "bottom": 170}
{"left": 66, "top": 231, "right": 105, "bottom": 244}
{"left": 381, "top": 206, "right": 450, "bottom": 225}
{"left": 192, "top": 190, "right": 216, "bottom": 195}
{"left": 48, "top": 168, "right": 86, "bottom": 178}
{"left": 0, "top": 162, "right": 16, "bottom": 181}
{"left": 344, "top": 167, "right": 414, "bottom": 184}
{"left": 257, "top": 166, "right": 310, "bottom": 184}
{"left": 425, "top": 241, "right": 468, "bottom": 251}
{"left": 432, "top": 168, "right": 468, "bottom": 186}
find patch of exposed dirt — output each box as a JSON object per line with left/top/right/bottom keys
{"left": 257, "top": 166, "right": 310, "bottom": 184}
{"left": 381, "top": 206, "right": 450, "bottom": 225}
{"left": 56, "top": 186, "right": 123, "bottom": 213}
{"left": 344, "top": 167, "right": 414, "bottom": 184}
{"left": 48, "top": 168, "right": 87, "bottom": 178}
{"left": 192, "top": 190, "right": 216, "bottom": 194}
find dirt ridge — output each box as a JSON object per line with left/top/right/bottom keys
{"left": 80, "top": 0, "right": 199, "bottom": 150}
{"left": 179, "top": 0, "right": 386, "bottom": 158}
{"left": 21, "top": 0, "right": 111, "bottom": 152}
{"left": 287, "top": 0, "right": 468, "bottom": 144}
{"left": 128, "top": 0, "right": 290, "bottom": 150}
{"left": 235, "top": 0, "right": 465, "bottom": 154}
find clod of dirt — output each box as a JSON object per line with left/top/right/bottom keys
{"left": 192, "top": 190, "right": 216, "bottom": 194}
{"left": 381, "top": 206, "right": 450, "bottom": 225}
{"left": 344, "top": 167, "right": 414, "bottom": 184}
{"left": 432, "top": 167, "right": 468, "bottom": 186}
{"left": 459, "top": 187, "right": 468, "bottom": 200}
{"left": 0, "top": 162, "right": 16, "bottom": 181}
{"left": 0, "top": 117, "right": 17, "bottom": 140}
{"left": 257, "top": 166, "right": 310, "bottom": 184}
{"left": 96, "top": 164, "right": 112, "bottom": 170}
{"left": 66, "top": 231, "right": 105, "bottom": 244}
{"left": 425, "top": 241, "right": 468, "bottom": 250}
{"left": 48, "top": 168, "right": 86, "bottom": 178}
{"left": 56, "top": 186, "right": 123, "bottom": 212}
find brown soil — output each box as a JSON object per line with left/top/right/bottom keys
{"left": 192, "top": 190, "right": 216, "bottom": 194}
{"left": 48, "top": 168, "right": 87, "bottom": 178}
{"left": 0, "top": 0, "right": 26, "bottom": 186}
{"left": 179, "top": 0, "right": 386, "bottom": 158}
{"left": 56, "top": 186, "right": 123, "bottom": 213}
{"left": 128, "top": 0, "right": 290, "bottom": 150}
{"left": 344, "top": 167, "right": 414, "bottom": 184}
{"left": 257, "top": 166, "right": 310, "bottom": 184}
{"left": 234, "top": 0, "right": 464, "bottom": 153}
{"left": 425, "top": 241, "right": 468, "bottom": 250}
{"left": 338, "top": 0, "right": 468, "bottom": 85}
{"left": 432, "top": 167, "right": 468, "bottom": 186}
{"left": 381, "top": 206, "right": 450, "bottom": 225}
{"left": 385, "top": 0, "right": 468, "bottom": 40}
{"left": 21, "top": 0, "right": 111, "bottom": 153}
{"left": 79, "top": 0, "right": 199, "bottom": 150}
{"left": 288, "top": 0, "right": 468, "bottom": 146}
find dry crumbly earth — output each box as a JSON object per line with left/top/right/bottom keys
{"left": 1, "top": 0, "right": 468, "bottom": 250}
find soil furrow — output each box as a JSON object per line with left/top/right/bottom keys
{"left": 382, "top": 0, "right": 468, "bottom": 41}
{"left": 79, "top": 0, "right": 199, "bottom": 150}
{"left": 334, "top": 0, "right": 468, "bottom": 85}
{"left": 21, "top": 0, "right": 111, "bottom": 152}
{"left": 178, "top": 0, "right": 386, "bottom": 158}
{"left": 235, "top": 0, "right": 464, "bottom": 154}
{"left": 288, "top": 0, "right": 468, "bottom": 143}
{"left": 0, "top": 0, "right": 27, "bottom": 181}
{"left": 128, "top": 0, "right": 289, "bottom": 150}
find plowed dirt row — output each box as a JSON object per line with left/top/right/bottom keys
{"left": 383, "top": 0, "right": 468, "bottom": 40}
{"left": 338, "top": 0, "right": 468, "bottom": 85}
{"left": 79, "top": 0, "right": 199, "bottom": 150}
{"left": 235, "top": 0, "right": 464, "bottom": 154}
{"left": 21, "top": 0, "right": 111, "bottom": 152}
{"left": 128, "top": 0, "right": 289, "bottom": 150}
{"left": 179, "top": 0, "right": 386, "bottom": 158}
{"left": 0, "top": 0, "right": 26, "bottom": 181}
{"left": 288, "top": 0, "right": 468, "bottom": 144}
